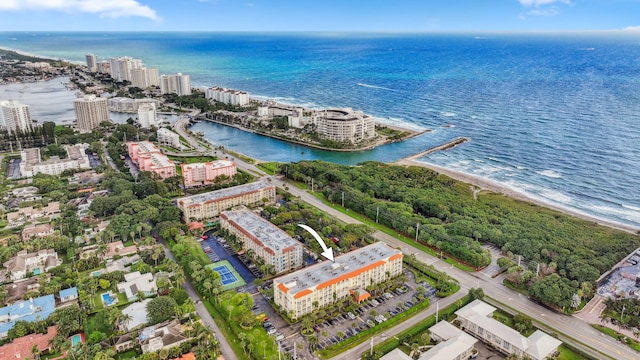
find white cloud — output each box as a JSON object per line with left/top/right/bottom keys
{"left": 0, "top": 0, "right": 159, "bottom": 21}
{"left": 518, "top": 0, "right": 570, "bottom": 6}
{"left": 624, "top": 26, "right": 640, "bottom": 31}
{"left": 527, "top": 7, "right": 560, "bottom": 16}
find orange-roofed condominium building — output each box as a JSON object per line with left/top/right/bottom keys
{"left": 274, "top": 242, "right": 403, "bottom": 320}
{"left": 220, "top": 206, "right": 303, "bottom": 275}
{"left": 176, "top": 180, "right": 276, "bottom": 222}
{"left": 127, "top": 141, "right": 176, "bottom": 179}
{"left": 181, "top": 160, "right": 237, "bottom": 187}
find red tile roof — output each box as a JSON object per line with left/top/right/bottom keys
{"left": 0, "top": 325, "right": 57, "bottom": 359}
{"left": 172, "top": 352, "right": 196, "bottom": 360}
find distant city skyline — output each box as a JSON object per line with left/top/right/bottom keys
{"left": 0, "top": 0, "right": 639, "bottom": 32}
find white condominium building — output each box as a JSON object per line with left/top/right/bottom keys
{"left": 314, "top": 108, "right": 376, "bottom": 143}
{"left": 108, "top": 97, "right": 160, "bottom": 113}
{"left": 19, "top": 144, "right": 91, "bottom": 177}
{"left": 109, "top": 56, "right": 143, "bottom": 82}
{"left": 274, "top": 242, "right": 403, "bottom": 319}
{"left": 176, "top": 180, "right": 276, "bottom": 222}
{"left": 74, "top": 95, "right": 109, "bottom": 132}
{"left": 131, "top": 67, "right": 160, "bottom": 89}
{"left": 206, "top": 87, "right": 249, "bottom": 106}
{"left": 137, "top": 103, "right": 157, "bottom": 128}
{"left": 220, "top": 206, "right": 303, "bottom": 274}
{"left": 160, "top": 73, "right": 192, "bottom": 96}
{"left": 0, "top": 100, "right": 35, "bottom": 134}
{"left": 157, "top": 128, "right": 182, "bottom": 149}
{"left": 85, "top": 53, "right": 97, "bottom": 72}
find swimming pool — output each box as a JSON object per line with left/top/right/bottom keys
{"left": 71, "top": 334, "right": 82, "bottom": 347}
{"left": 102, "top": 293, "right": 114, "bottom": 306}
{"left": 32, "top": 268, "right": 41, "bottom": 275}
{"left": 91, "top": 270, "right": 101, "bottom": 277}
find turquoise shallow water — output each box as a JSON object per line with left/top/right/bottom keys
{"left": 1, "top": 31, "right": 639, "bottom": 228}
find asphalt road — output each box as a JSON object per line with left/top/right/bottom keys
{"left": 155, "top": 235, "right": 236, "bottom": 360}
{"left": 230, "top": 158, "right": 635, "bottom": 360}
{"left": 174, "top": 115, "right": 636, "bottom": 359}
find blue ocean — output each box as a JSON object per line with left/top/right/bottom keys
{"left": 1, "top": 32, "right": 639, "bottom": 228}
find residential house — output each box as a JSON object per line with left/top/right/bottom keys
{"left": 455, "top": 300, "right": 562, "bottom": 360}
{"left": 6, "top": 201, "right": 60, "bottom": 226}
{"left": 21, "top": 223, "right": 55, "bottom": 241}
{"left": 0, "top": 325, "right": 57, "bottom": 358}
{"left": 0, "top": 294, "right": 56, "bottom": 338}
{"left": 105, "top": 241, "right": 138, "bottom": 259}
{"left": 1, "top": 249, "right": 61, "bottom": 281}
{"left": 59, "top": 287, "right": 78, "bottom": 303}
{"left": 5, "top": 275, "right": 49, "bottom": 304}
{"left": 139, "top": 320, "right": 190, "bottom": 353}
{"left": 116, "top": 271, "right": 157, "bottom": 301}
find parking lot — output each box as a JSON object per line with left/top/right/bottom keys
{"left": 6, "top": 158, "right": 21, "bottom": 179}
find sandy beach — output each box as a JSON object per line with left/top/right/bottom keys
{"left": 395, "top": 159, "right": 640, "bottom": 235}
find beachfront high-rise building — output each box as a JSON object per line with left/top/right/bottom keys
{"left": 108, "top": 98, "right": 160, "bottom": 113}
{"left": 181, "top": 160, "right": 237, "bottom": 187}
{"left": 220, "top": 206, "right": 303, "bottom": 274}
{"left": 175, "top": 180, "right": 276, "bottom": 222}
{"left": 160, "top": 73, "right": 191, "bottom": 96}
{"left": 131, "top": 67, "right": 160, "bottom": 89}
{"left": 137, "top": 103, "right": 157, "bottom": 129}
{"left": 206, "top": 87, "right": 249, "bottom": 106}
{"left": 0, "top": 100, "right": 35, "bottom": 134}
{"left": 108, "top": 56, "right": 143, "bottom": 83}
{"left": 85, "top": 53, "right": 97, "bottom": 72}
{"left": 97, "top": 60, "right": 110, "bottom": 74}
{"left": 73, "top": 95, "right": 109, "bottom": 132}
{"left": 273, "top": 242, "right": 403, "bottom": 319}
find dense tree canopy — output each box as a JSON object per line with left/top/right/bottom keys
{"left": 282, "top": 161, "right": 640, "bottom": 309}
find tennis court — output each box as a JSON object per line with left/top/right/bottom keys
{"left": 207, "top": 260, "right": 246, "bottom": 290}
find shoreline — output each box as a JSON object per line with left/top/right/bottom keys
{"left": 391, "top": 159, "right": 640, "bottom": 234}
{"left": 195, "top": 117, "right": 425, "bottom": 152}
{"left": 0, "top": 46, "right": 84, "bottom": 65}
{"left": 395, "top": 159, "right": 640, "bottom": 234}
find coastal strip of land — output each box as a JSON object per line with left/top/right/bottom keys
{"left": 395, "top": 158, "right": 640, "bottom": 234}
{"left": 399, "top": 136, "right": 468, "bottom": 162}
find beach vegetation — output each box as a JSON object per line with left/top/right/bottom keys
{"left": 280, "top": 160, "right": 640, "bottom": 311}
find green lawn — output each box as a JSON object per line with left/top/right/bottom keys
{"left": 556, "top": 345, "right": 589, "bottom": 360}
{"left": 168, "top": 155, "right": 217, "bottom": 164}
{"left": 591, "top": 324, "right": 640, "bottom": 352}
{"left": 256, "top": 162, "right": 278, "bottom": 175}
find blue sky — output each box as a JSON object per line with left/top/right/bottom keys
{"left": 0, "top": 0, "right": 639, "bottom": 32}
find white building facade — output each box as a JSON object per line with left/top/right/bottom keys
{"left": 138, "top": 103, "right": 157, "bottom": 128}
{"left": 206, "top": 87, "right": 249, "bottom": 106}
{"left": 160, "top": 73, "right": 191, "bottom": 96}
{"left": 0, "top": 100, "right": 34, "bottom": 134}
{"left": 74, "top": 95, "right": 109, "bottom": 132}
{"left": 157, "top": 128, "right": 182, "bottom": 149}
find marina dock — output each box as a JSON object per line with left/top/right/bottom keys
{"left": 399, "top": 137, "right": 469, "bottom": 162}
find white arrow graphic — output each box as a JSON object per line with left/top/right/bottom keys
{"left": 297, "top": 224, "right": 334, "bottom": 262}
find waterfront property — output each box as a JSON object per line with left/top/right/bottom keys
{"left": 220, "top": 206, "right": 303, "bottom": 275}
{"left": 181, "top": 160, "right": 237, "bottom": 187}
{"left": 138, "top": 102, "right": 157, "bottom": 128}
{"left": 157, "top": 127, "right": 183, "bottom": 150}
{"left": 273, "top": 242, "right": 403, "bottom": 319}
{"left": 0, "top": 99, "right": 35, "bottom": 134}
{"left": 206, "top": 86, "right": 249, "bottom": 106}
{"left": 160, "top": 73, "right": 191, "bottom": 96}
{"left": 127, "top": 140, "right": 176, "bottom": 179}
{"left": 176, "top": 180, "right": 276, "bottom": 222}
{"left": 108, "top": 97, "right": 161, "bottom": 113}
{"left": 455, "top": 300, "right": 562, "bottom": 360}
{"left": 74, "top": 94, "right": 109, "bottom": 132}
